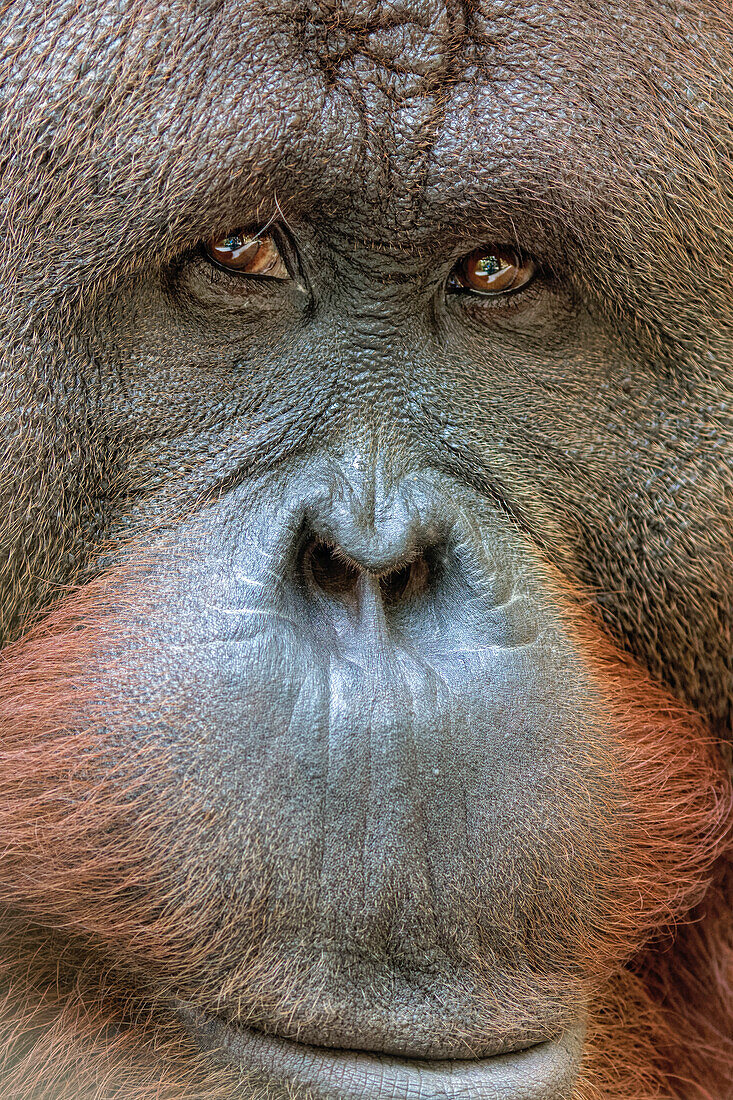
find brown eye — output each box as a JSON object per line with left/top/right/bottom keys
{"left": 452, "top": 248, "right": 535, "bottom": 296}
{"left": 205, "top": 231, "right": 289, "bottom": 279}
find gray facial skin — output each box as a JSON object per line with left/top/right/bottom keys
{"left": 1, "top": 1, "right": 733, "bottom": 1098}
{"left": 93, "top": 468, "right": 604, "bottom": 1090}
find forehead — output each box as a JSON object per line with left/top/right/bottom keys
{"left": 13, "top": 0, "right": 724, "bottom": 268}
{"left": 168, "top": 0, "right": 709, "bottom": 225}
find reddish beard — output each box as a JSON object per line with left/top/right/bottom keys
{"left": 0, "top": 577, "right": 730, "bottom": 1100}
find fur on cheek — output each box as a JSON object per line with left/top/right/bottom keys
{"left": 571, "top": 621, "right": 733, "bottom": 1100}
{"left": 0, "top": 583, "right": 731, "bottom": 1100}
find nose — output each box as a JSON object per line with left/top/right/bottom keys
{"left": 298, "top": 460, "right": 445, "bottom": 614}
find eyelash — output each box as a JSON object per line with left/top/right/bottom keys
{"left": 446, "top": 277, "right": 532, "bottom": 299}
{"left": 446, "top": 274, "right": 544, "bottom": 315}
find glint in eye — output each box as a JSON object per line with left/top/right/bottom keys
{"left": 205, "top": 231, "right": 289, "bottom": 279}
{"left": 450, "top": 248, "right": 535, "bottom": 296}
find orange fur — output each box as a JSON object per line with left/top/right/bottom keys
{"left": 0, "top": 581, "right": 730, "bottom": 1099}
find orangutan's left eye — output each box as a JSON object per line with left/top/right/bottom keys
{"left": 449, "top": 248, "right": 536, "bottom": 296}
{"left": 205, "top": 232, "right": 290, "bottom": 279}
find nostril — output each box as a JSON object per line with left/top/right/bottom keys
{"left": 379, "top": 555, "right": 430, "bottom": 605}
{"left": 302, "top": 538, "right": 432, "bottom": 608}
{"left": 304, "top": 539, "right": 361, "bottom": 599}
{"left": 379, "top": 562, "right": 412, "bottom": 604}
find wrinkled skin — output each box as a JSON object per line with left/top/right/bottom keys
{"left": 1, "top": 2, "right": 733, "bottom": 1098}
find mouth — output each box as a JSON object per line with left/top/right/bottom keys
{"left": 178, "top": 1003, "right": 586, "bottom": 1100}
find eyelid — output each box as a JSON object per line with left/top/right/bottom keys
{"left": 444, "top": 270, "right": 547, "bottom": 324}
{"left": 447, "top": 273, "right": 534, "bottom": 298}
{"left": 270, "top": 226, "right": 305, "bottom": 286}
{"left": 445, "top": 244, "right": 540, "bottom": 313}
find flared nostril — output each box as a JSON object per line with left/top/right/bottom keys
{"left": 303, "top": 540, "right": 361, "bottom": 600}
{"left": 302, "top": 538, "right": 431, "bottom": 609}
{"left": 378, "top": 556, "right": 430, "bottom": 605}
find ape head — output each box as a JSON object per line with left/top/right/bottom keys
{"left": 1, "top": 2, "right": 733, "bottom": 1098}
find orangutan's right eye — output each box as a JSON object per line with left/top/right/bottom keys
{"left": 449, "top": 247, "right": 536, "bottom": 296}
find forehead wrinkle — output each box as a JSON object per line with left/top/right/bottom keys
{"left": 12, "top": 0, "right": 724, "bottom": 294}
{"left": 289, "top": 0, "right": 467, "bottom": 78}
{"left": 408, "top": 11, "right": 711, "bottom": 260}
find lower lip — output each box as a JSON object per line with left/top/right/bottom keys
{"left": 179, "top": 1004, "right": 585, "bottom": 1100}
